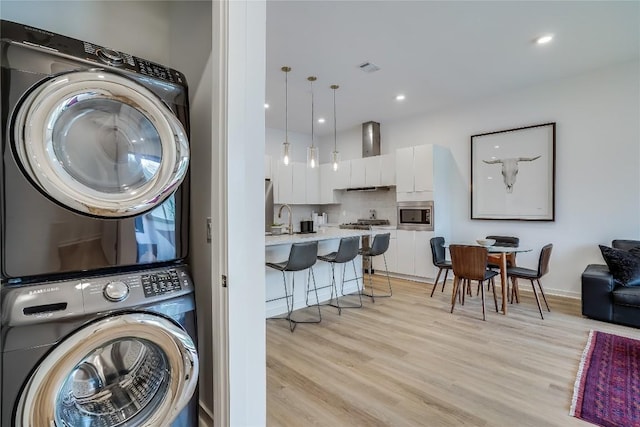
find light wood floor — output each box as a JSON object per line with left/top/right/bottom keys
{"left": 266, "top": 275, "right": 640, "bottom": 426}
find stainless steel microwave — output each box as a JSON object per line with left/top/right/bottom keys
{"left": 397, "top": 201, "right": 434, "bottom": 231}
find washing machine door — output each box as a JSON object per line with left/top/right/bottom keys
{"left": 12, "top": 70, "right": 189, "bottom": 218}
{"left": 14, "top": 312, "right": 199, "bottom": 427}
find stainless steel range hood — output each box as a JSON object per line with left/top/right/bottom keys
{"left": 346, "top": 186, "right": 391, "bottom": 192}
{"left": 362, "top": 121, "right": 380, "bottom": 157}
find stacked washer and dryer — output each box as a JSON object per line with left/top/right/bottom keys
{"left": 1, "top": 20, "right": 199, "bottom": 426}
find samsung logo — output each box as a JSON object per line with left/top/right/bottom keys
{"left": 28, "top": 286, "right": 60, "bottom": 295}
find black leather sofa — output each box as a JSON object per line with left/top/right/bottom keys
{"left": 582, "top": 239, "right": 640, "bottom": 328}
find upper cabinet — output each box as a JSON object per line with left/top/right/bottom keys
{"left": 349, "top": 159, "right": 366, "bottom": 187}
{"left": 319, "top": 164, "right": 340, "bottom": 204}
{"left": 275, "top": 154, "right": 396, "bottom": 205}
{"left": 396, "top": 145, "right": 434, "bottom": 193}
{"left": 395, "top": 147, "right": 415, "bottom": 192}
{"left": 351, "top": 154, "right": 395, "bottom": 188}
{"left": 274, "top": 161, "right": 319, "bottom": 205}
{"left": 363, "top": 157, "right": 381, "bottom": 186}
{"left": 380, "top": 153, "right": 395, "bottom": 186}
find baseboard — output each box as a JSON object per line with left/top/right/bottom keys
{"left": 432, "top": 277, "right": 581, "bottom": 300}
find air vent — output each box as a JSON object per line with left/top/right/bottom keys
{"left": 359, "top": 61, "right": 380, "bottom": 73}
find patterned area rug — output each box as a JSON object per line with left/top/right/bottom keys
{"left": 570, "top": 330, "right": 640, "bottom": 426}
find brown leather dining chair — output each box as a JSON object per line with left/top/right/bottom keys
{"left": 449, "top": 245, "right": 499, "bottom": 321}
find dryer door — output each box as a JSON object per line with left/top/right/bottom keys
{"left": 12, "top": 70, "right": 189, "bottom": 218}
{"left": 14, "top": 312, "right": 198, "bottom": 427}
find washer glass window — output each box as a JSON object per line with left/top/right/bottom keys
{"left": 15, "top": 313, "right": 198, "bottom": 427}
{"left": 56, "top": 337, "right": 169, "bottom": 426}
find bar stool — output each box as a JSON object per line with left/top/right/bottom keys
{"left": 317, "top": 236, "right": 361, "bottom": 314}
{"left": 360, "top": 232, "right": 392, "bottom": 302}
{"left": 266, "top": 241, "right": 320, "bottom": 332}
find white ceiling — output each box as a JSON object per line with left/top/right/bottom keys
{"left": 265, "top": 1, "right": 639, "bottom": 136}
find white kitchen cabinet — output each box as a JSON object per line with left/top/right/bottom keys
{"left": 413, "top": 144, "right": 434, "bottom": 192}
{"left": 364, "top": 156, "right": 381, "bottom": 186}
{"left": 334, "top": 160, "right": 351, "bottom": 189}
{"left": 291, "top": 163, "right": 306, "bottom": 204}
{"left": 396, "top": 145, "right": 436, "bottom": 194}
{"left": 395, "top": 229, "right": 415, "bottom": 276}
{"left": 306, "top": 165, "right": 320, "bottom": 204}
{"left": 392, "top": 229, "right": 435, "bottom": 279}
{"left": 319, "top": 163, "right": 340, "bottom": 204}
{"left": 395, "top": 147, "right": 414, "bottom": 192}
{"left": 414, "top": 231, "right": 434, "bottom": 278}
{"left": 275, "top": 161, "right": 292, "bottom": 204}
{"left": 379, "top": 153, "right": 395, "bottom": 186}
{"left": 350, "top": 158, "right": 366, "bottom": 187}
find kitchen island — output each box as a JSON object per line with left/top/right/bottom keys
{"left": 265, "top": 228, "right": 384, "bottom": 318}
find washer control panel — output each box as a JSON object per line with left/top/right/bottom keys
{"left": 141, "top": 270, "right": 182, "bottom": 298}
{"left": 103, "top": 281, "right": 130, "bottom": 302}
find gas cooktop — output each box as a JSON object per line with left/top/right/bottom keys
{"left": 339, "top": 219, "right": 390, "bottom": 229}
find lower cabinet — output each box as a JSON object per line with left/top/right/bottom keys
{"left": 389, "top": 229, "right": 434, "bottom": 280}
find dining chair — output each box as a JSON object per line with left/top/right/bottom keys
{"left": 449, "top": 245, "right": 499, "bottom": 321}
{"left": 486, "top": 235, "right": 520, "bottom": 302}
{"left": 506, "top": 244, "right": 553, "bottom": 319}
{"left": 429, "top": 237, "right": 452, "bottom": 297}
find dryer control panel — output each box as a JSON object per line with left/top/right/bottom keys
{"left": 1, "top": 20, "right": 187, "bottom": 86}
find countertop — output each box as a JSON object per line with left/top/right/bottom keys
{"left": 265, "top": 227, "right": 386, "bottom": 247}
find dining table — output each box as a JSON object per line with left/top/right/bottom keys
{"left": 443, "top": 243, "right": 532, "bottom": 315}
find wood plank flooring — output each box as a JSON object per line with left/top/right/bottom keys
{"left": 266, "top": 275, "right": 640, "bottom": 426}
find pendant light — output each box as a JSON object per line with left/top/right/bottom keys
{"left": 330, "top": 84, "right": 340, "bottom": 171}
{"left": 307, "top": 76, "right": 319, "bottom": 169}
{"left": 281, "top": 66, "right": 291, "bottom": 165}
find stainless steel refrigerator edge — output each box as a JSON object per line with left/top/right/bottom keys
{"left": 265, "top": 179, "right": 274, "bottom": 232}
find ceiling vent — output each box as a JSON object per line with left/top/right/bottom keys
{"left": 359, "top": 61, "right": 380, "bottom": 73}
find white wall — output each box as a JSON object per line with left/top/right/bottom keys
{"left": 227, "top": 1, "right": 267, "bottom": 426}
{"left": 305, "top": 60, "right": 639, "bottom": 298}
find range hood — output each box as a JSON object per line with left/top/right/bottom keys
{"left": 362, "top": 121, "right": 380, "bottom": 157}
{"left": 346, "top": 186, "right": 391, "bottom": 192}
{"left": 340, "top": 122, "right": 391, "bottom": 192}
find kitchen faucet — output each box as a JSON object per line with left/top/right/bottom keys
{"left": 278, "top": 204, "right": 293, "bottom": 235}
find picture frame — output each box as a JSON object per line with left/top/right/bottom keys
{"left": 471, "top": 122, "right": 556, "bottom": 221}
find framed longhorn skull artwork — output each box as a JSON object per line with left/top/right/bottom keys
{"left": 471, "top": 122, "right": 555, "bottom": 221}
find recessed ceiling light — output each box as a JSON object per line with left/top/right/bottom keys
{"left": 264, "top": 103, "right": 269, "bottom": 109}
{"left": 318, "top": 118, "right": 326, "bottom": 124}
{"left": 395, "top": 94, "right": 406, "bottom": 101}
{"left": 535, "top": 34, "right": 554, "bottom": 45}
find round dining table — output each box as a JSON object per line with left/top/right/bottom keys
{"left": 443, "top": 243, "right": 532, "bottom": 314}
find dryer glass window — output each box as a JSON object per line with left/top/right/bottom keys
{"left": 51, "top": 98, "right": 163, "bottom": 194}
{"left": 55, "top": 337, "right": 170, "bottom": 426}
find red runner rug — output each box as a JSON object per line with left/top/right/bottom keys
{"left": 570, "top": 330, "right": 640, "bottom": 426}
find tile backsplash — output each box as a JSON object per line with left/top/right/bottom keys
{"left": 273, "top": 189, "right": 397, "bottom": 231}
{"left": 323, "top": 189, "right": 397, "bottom": 225}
